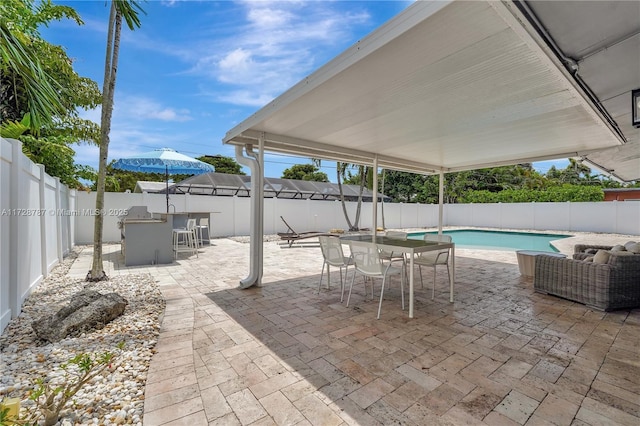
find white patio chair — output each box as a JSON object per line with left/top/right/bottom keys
{"left": 347, "top": 240, "right": 405, "bottom": 319}
{"left": 415, "top": 234, "right": 452, "bottom": 298}
{"left": 379, "top": 231, "right": 408, "bottom": 265}
{"left": 318, "top": 236, "right": 353, "bottom": 301}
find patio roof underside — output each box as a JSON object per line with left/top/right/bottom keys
{"left": 223, "top": 0, "right": 637, "bottom": 180}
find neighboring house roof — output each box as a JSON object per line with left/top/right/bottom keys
{"left": 136, "top": 173, "right": 392, "bottom": 202}
{"left": 133, "top": 181, "right": 175, "bottom": 193}
{"left": 603, "top": 188, "right": 640, "bottom": 201}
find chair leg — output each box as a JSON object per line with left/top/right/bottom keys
{"left": 432, "top": 267, "right": 436, "bottom": 300}
{"left": 346, "top": 272, "right": 357, "bottom": 307}
{"left": 377, "top": 277, "right": 386, "bottom": 319}
{"left": 400, "top": 267, "right": 405, "bottom": 311}
{"left": 418, "top": 265, "right": 424, "bottom": 288}
{"left": 192, "top": 230, "right": 199, "bottom": 257}
{"left": 445, "top": 264, "right": 451, "bottom": 296}
{"left": 318, "top": 262, "right": 326, "bottom": 294}
{"left": 339, "top": 266, "right": 345, "bottom": 302}
{"left": 340, "top": 265, "right": 348, "bottom": 302}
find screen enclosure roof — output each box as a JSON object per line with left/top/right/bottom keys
{"left": 223, "top": 0, "right": 631, "bottom": 178}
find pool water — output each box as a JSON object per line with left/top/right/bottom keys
{"left": 408, "top": 229, "right": 572, "bottom": 252}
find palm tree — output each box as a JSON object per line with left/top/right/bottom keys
{"left": 0, "top": 19, "right": 65, "bottom": 132}
{"left": 88, "top": 0, "right": 145, "bottom": 281}
{"left": 317, "top": 160, "right": 370, "bottom": 231}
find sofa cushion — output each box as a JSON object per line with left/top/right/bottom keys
{"left": 585, "top": 248, "right": 599, "bottom": 254}
{"left": 593, "top": 250, "right": 611, "bottom": 264}
{"left": 611, "top": 251, "right": 636, "bottom": 257}
{"left": 624, "top": 241, "right": 637, "bottom": 250}
{"left": 583, "top": 256, "right": 594, "bottom": 262}
{"left": 625, "top": 242, "right": 640, "bottom": 254}
{"left": 611, "top": 244, "right": 626, "bottom": 252}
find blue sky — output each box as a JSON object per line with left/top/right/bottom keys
{"left": 42, "top": 0, "right": 568, "bottom": 180}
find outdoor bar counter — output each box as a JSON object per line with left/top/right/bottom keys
{"left": 120, "top": 210, "right": 211, "bottom": 266}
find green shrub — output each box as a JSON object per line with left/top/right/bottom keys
{"left": 459, "top": 185, "right": 604, "bottom": 203}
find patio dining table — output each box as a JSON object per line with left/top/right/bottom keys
{"left": 341, "top": 234, "right": 455, "bottom": 318}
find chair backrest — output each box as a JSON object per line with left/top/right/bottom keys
{"left": 422, "top": 234, "right": 451, "bottom": 263}
{"left": 186, "top": 218, "right": 197, "bottom": 230}
{"left": 280, "top": 216, "right": 297, "bottom": 234}
{"left": 349, "top": 241, "right": 384, "bottom": 276}
{"left": 319, "top": 236, "right": 346, "bottom": 266}
{"left": 423, "top": 234, "right": 452, "bottom": 244}
{"left": 380, "top": 231, "right": 407, "bottom": 257}
{"left": 199, "top": 217, "right": 209, "bottom": 227}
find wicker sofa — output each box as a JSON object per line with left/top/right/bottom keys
{"left": 534, "top": 244, "right": 640, "bottom": 311}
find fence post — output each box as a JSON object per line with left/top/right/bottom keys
{"left": 38, "top": 164, "right": 48, "bottom": 278}
{"left": 55, "top": 177, "right": 64, "bottom": 263}
{"left": 232, "top": 195, "right": 237, "bottom": 237}
{"left": 68, "top": 189, "right": 76, "bottom": 251}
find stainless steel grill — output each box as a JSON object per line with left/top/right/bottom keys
{"left": 117, "top": 206, "right": 152, "bottom": 229}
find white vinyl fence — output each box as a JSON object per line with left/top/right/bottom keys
{"left": 74, "top": 191, "right": 640, "bottom": 244}
{"left": 1, "top": 138, "right": 76, "bottom": 333}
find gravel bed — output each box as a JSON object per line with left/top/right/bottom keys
{"left": 0, "top": 248, "right": 165, "bottom": 425}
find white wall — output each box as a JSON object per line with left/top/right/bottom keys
{"left": 75, "top": 192, "right": 640, "bottom": 244}
{"left": 0, "top": 138, "right": 75, "bottom": 334}
{"left": 445, "top": 202, "right": 640, "bottom": 235}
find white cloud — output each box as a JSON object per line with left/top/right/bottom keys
{"left": 116, "top": 96, "right": 192, "bottom": 122}
{"left": 191, "top": 1, "right": 371, "bottom": 107}
{"left": 217, "top": 89, "right": 277, "bottom": 108}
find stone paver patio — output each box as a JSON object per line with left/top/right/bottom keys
{"left": 67, "top": 232, "right": 640, "bottom": 426}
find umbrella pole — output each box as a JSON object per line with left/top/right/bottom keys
{"left": 166, "top": 165, "right": 169, "bottom": 213}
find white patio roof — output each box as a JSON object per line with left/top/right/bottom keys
{"left": 223, "top": 0, "right": 626, "bottom": 176}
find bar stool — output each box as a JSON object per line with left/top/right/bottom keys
{"left": 195, "top": 217, "right": 210, "bottom": 245}
{"left": 173, "top": 218, "right": 198, "bottom": 258}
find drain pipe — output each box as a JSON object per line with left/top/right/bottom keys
{"left": 234, "top": 142, "right": 264, "bottom": 288}
{"left": 438, "top": 170, "right": 444, "bottom": 234}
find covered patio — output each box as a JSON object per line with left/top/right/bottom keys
{"left": 65, "top": 232, "right": 639, "bottom": 425}
{"left": 222, "top": 0, "right": 638, "bottom": 289}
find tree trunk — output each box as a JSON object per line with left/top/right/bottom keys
{"left": 336, "top": 162, "right": 355, "bottom": 231}
{"left": 353, "top": 166, "right": 366, "bottom": 230}
{"left": 89, "top": 3, "right": 121, "bottom": 281}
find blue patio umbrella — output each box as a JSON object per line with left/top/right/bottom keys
{"left": 112, "top": 148, "right": 214, "bottom": 212}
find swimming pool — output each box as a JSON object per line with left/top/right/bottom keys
{"left": 408, "top": 229, "right": 572, "bottom": 252}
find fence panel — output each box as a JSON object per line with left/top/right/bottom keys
{"left": 0, "top": 138, "right": 74, "bottom": 334}
{"left": 76, "top": 191, "right": 640, "bottom": 241}
{"left": 1, "top": 139, "right": 13, "bottom": 332}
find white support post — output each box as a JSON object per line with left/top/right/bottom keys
{"left": 438, "top": 170, "right": 444, "bottom": 233}
{"left": 372, "top": 155, "right": 378, "bottom": 234}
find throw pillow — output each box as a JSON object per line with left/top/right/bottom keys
{"left": 611, "top": 244, "right": 625, "bottom": 252}
{"left": 624, "top": 241, "right": 637, "bottom": 251}
{"left": 583, "top": 256, "right": 594, "bottom": 262}
{"left": 593, "top": 250, "right": 611, "bottom": 264}
{"left": 625, "top": 242, "right": 640, "bottom": 254}
{"left": 585, "top": 248, "right": 599, "bottom": 254}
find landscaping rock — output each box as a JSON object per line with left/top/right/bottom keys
{"left": 32, "top": 289, "right": 128, "bottom": 342}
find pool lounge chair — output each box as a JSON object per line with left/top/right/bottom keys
{"left": 277, "top": 216, "right": 339, "bottom": 247}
